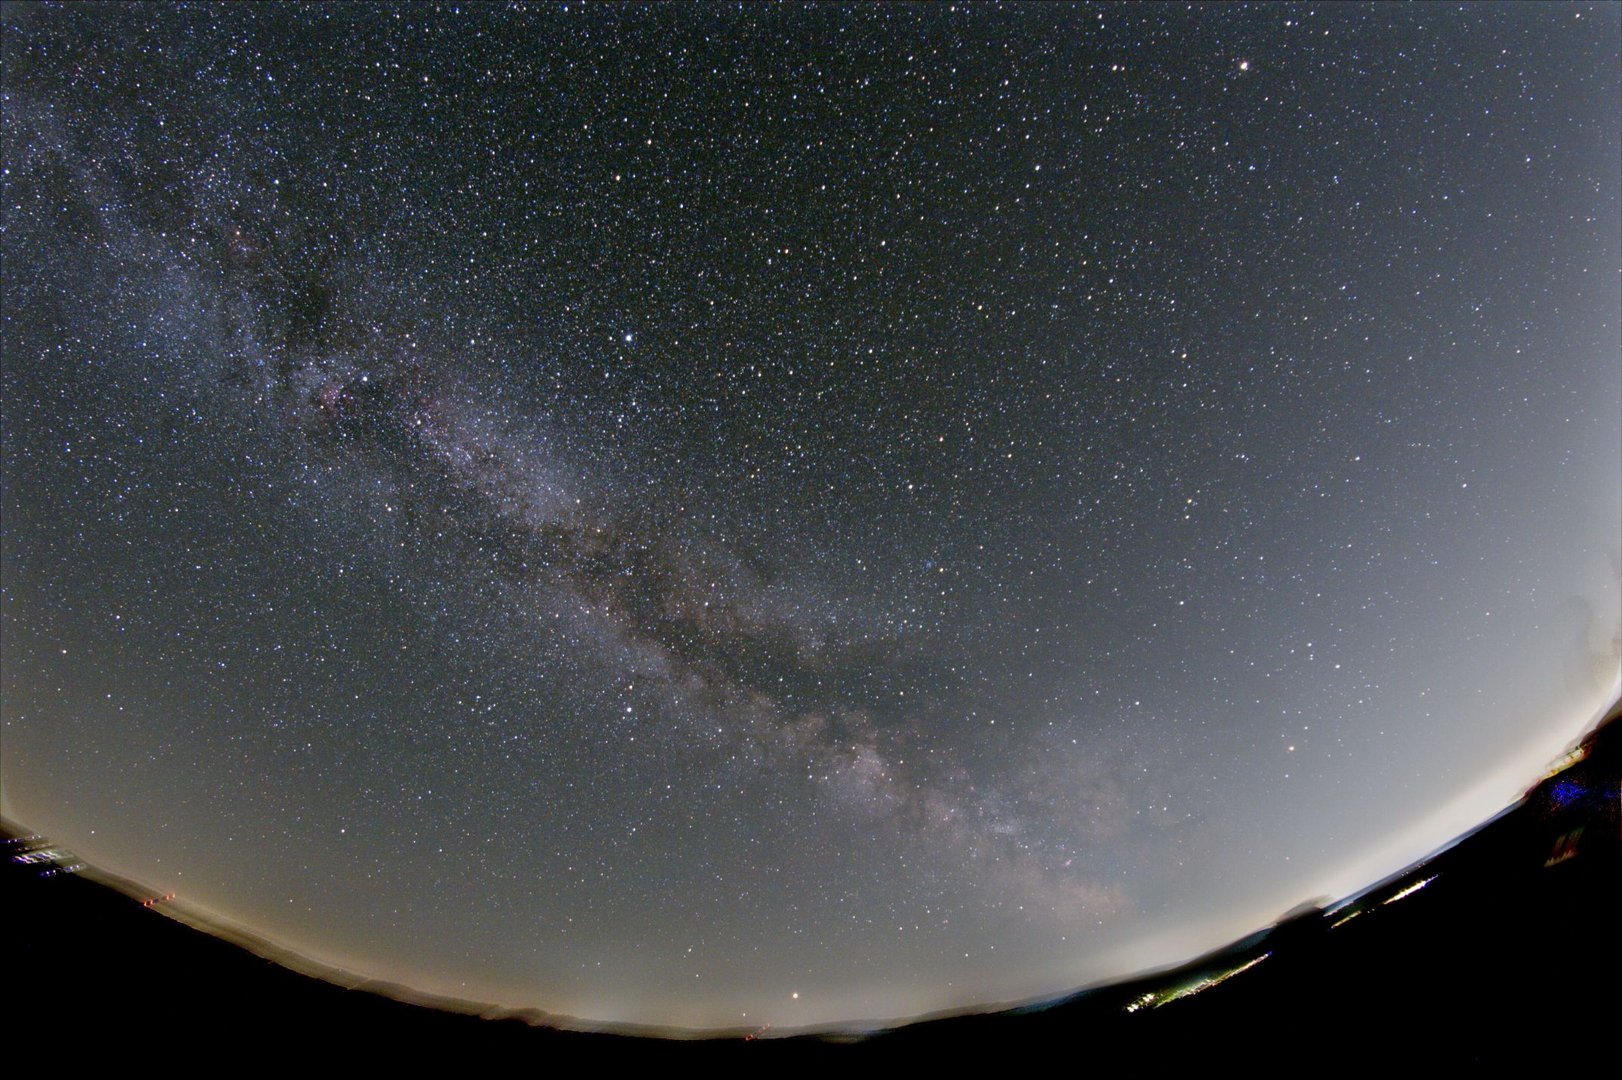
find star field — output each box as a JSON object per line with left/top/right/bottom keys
{"left": 2, "top": 3, "right": 1618, "bottom": 1031}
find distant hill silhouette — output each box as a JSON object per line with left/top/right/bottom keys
{"left": 6, "top": 702, "right": 1617, "bottom": 1066}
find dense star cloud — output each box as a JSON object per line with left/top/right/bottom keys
{"left": 2, "top": 3, "right": 1618, "bottom": 1030}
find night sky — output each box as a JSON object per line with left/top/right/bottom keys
{"left": 3, "top": 2, "right": 1618, "bottom": 1032}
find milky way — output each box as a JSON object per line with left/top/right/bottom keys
{"left": 3, "top": 3, "right": 1618, "bottom": 1030}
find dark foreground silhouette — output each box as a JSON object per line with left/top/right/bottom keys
{"left": 7, "top": 703, "right": 1617, "bottom": 1066}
